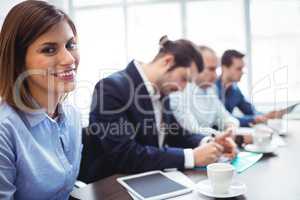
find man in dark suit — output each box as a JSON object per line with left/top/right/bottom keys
{"left": 85, "top": 37, "right": 236, "bottom": 182}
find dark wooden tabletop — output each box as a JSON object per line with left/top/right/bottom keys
{"left": 71, "top": 120, "right": 300, "bottom": 200}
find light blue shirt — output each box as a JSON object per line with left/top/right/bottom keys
{"left": 170, "top": 82, "right": 239, "bottom": 135}
{"left": 0, "top": 102, "right": 82, "bottom": 200}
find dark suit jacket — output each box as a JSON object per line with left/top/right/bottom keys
{"left": 84, "top": 61, "right": 204, "bottom": 182}
{"left": 215, "top": 77, "right": 261, "bottom": 127}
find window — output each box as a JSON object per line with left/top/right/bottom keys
{"left": 70, "top": 0, "right": 300, "bottom": 124}
{"left": 69, "top": 7, "right": 126, "bottom": 124}
{"left": 250, "top": 0, "right": 300, "bottom": 106}
{"left": 71, "top": 0, "right": 253, "bottom": 125}
{"left": 127, "top": 2, "right": 182, "bottom": 61}
{"left": 73, "top": 0, "right": 122, "bottom": 7}
{"left": 186, "top": 0, "right": 246, "bottom": 54}
{"left": 186, "top": 0, "right": 248, "bottom": 94}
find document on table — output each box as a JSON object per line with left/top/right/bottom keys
{"left": 195, "top": 151, "right": 263, "bottom": 173}
{"left": 231, "top": 152, "right": 263, "bottom": 173}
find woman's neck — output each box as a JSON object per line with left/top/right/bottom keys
{"left": 30, "top": 87, "right": 61, "bottom": 118}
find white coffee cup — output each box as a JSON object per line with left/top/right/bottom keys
{"left": 253, "top": 125, "right": 273, "bottom": 147}
{"left": 267, "top": 119, "right": 282, "bottom": 131}
{"left": 207, "top": 163, "right": 235, "bottom": 194}
{"left": 267, "top": 119, "right": 288, "bottom": 135}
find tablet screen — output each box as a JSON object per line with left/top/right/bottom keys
{"left": 122, "top": 172, "right": 188, "bottom": 198}
{"left": 286, "top": 103, "right": 300, "bottom": 113}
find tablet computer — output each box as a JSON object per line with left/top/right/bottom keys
{"left": 283, "top": 103, "right": 300, "bottom": 114}
{"left": 117, "top": 171, "right": 192, "bottom": 200}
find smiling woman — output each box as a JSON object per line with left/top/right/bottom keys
{"left": 0, "top": 1, "right": 82, "bottom": 200}
{"left": 25, "top": 20, "right": 79, "bottom": 116}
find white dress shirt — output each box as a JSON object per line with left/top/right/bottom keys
{"left": 134, "top": 60, "right": 195, "bottom": 168}
{"left": 169, "top": 82, "right": 239, "bottom": 135}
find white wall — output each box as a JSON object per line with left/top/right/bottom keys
{"left": 48, "top": 0, "right": 70, "bottom": 12}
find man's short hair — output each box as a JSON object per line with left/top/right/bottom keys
{"left": 221, "top": 49, "right": 245, "bottom": 67}
{"left": 198, "top": 45, "right": 216, "bottom": 56}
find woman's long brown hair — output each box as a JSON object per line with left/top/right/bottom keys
{"left": 0, "top": 0, "right": 77, "bottom": 109}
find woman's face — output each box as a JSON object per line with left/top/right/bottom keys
{"left": 25, "top": 20, "right": 79, "bottom": 97}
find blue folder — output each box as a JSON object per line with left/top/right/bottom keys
{"left": 195, "top": 151, "right": 263, "bottom": 173}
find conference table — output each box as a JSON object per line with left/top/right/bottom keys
{"left": 71, "top": 120, "right": 300, "bottom": 200}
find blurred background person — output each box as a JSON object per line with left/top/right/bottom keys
{"left": 216, "top": 49, "right": 285, "bottom": 127}
{"left": 170, "top": 46, "right": 239, "bottom": 135}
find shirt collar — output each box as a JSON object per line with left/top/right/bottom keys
{"left": 190, "top": 82, "right": 216, "bottom": 94}
{"left": 134, "top": 60, "right": 161, "bottom": 101}
{"left": 216, "top": 77, "right": 223, "bottom": 89}
{"left": 22, "top": 103, "right": 67, "bottom": 128}
{"left": 216, "top": 76, "right": 236, "bottom": 91}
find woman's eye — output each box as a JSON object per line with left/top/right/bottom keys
{"left": 41, "top": 47, "right": 56, "bottom": 54}
{"left": 67, "top": 41, "right": 77, "bottom": 50}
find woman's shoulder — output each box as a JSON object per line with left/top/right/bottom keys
{"left": 0, "top": 102, "right": 20, "bottom": 143}
{"left": 0, "top": 102, "right": 20, "bottom": 126}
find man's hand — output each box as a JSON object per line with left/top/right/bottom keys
{"left": 254, "top": 115, "right": 268, "bottom": 124}
{"left": 215, "top": 129, "right": 238, "bottom": 159}
{"left": 243, "top": 134, "right": 253, "bottom": 144}
{"left": 225, "top": 125, "right": 238, "bottom": 135}
{"left": 193, "top": 142, "right": 224, "bottom": 166}
{"left": 265, "top": 110, "right": 285, "bottom": 119}
{"left": 254, "top": 110, "right": 284, "bottom": 125}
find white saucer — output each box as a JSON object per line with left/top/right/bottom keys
{"left": 244, "top": 143, "right": 277, "bottom": 153}
{"left": 196, "top": 179, "right": 246, "bottom": 198}
{"left": 278, "top": 129, "right": 288, "bottom": 136}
